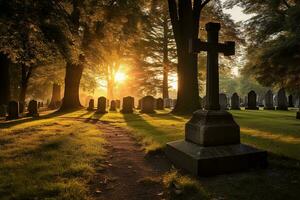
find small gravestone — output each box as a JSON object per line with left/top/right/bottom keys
{"left": 164, "top": 98, "right": 172, "bottom": 108}
{"left": 219, "top": 93, "right": 228, "bottom": 110}
{"left": 264, "top": 90, "right": 275, "bottom": 110}
{"left": 0, "top": 105, "right": 6, "bottom": 117}
{"left": 246, "top": 91, "right": 258, "bottom": 110}
{"left": 97, "top": 97, "right": 108, "bottom": 113}
{"left": 87, "top": 99, "right": 94, "bottom": 111}
{"left": 121, "top": 96, "right": 134, "bottom": 113}
{"left": 288, "top": 95, "right": 294, "bottom": 107}
{"left": 156, "top": 98, "right": 164, "bottom": 110}
{"left": 140, "top": 96, "right": 155, "bottom": 113}
{"left": 231, "top": 93, "right": 240, "bottom": 110}
{"left": 116, "top": 100, "right": 121, "bottom": 109}
{"left": 6, "top": 101, "right": 19, "bottom": 120}
{"left": 27, "top": 100, "right": 39, "bottom": 117}
{"left": 277, "top": 88, "right": 288, "bottom": 110}
{"left": 109, "top": 100, "right": 117, "bottom": 111}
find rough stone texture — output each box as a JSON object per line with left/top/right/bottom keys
{"left": 6, "top": 101, "right": 19, "bottom": 120}
{"left": 156, "top": 98, "right": 164, "bottom": 110}
{"left": 97, "top": 97, "right": 108, "bottom": 113}
{"left": 27, "top": 100, "right": 39, "bottom": 117}
{"left": 219, "top": 93, "right": 228, "bottom": 110}
{"left": 277, "top": 88, "right": 288, "bottom": 110}
{"left": 140, "top": 96, "right": 155, "bottom": 114}
{"left": 87, "top": 99, "right": 94, "bottom": 111}
{"left": 264, "top": 90, "right": 275, "bottom": 110}
{"left": 288, "top": 95, "right": 294, "bottom": 107}
{"left": 246, "top": 90, "right": 259, "bottom": 110}
{"left": 165, "top": 140, "right": 268, "bottom": 176}
{"left": 0, "top": 104, "right": 6, "bottom": 117}
{"left": 121, "top": 96, "right": 134, "bottom": 114}
{"left": 231, "top": 93, "right": 240, "bottom": 110}
{"left": 202, "top": 96, "right": 206, "bottom": 109}
{"left": 185, "top": 110, "right": 240, "bottom": 146}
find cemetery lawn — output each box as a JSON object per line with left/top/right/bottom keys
{"left": 0, "top": 109, "right": 300, "bottom": 200}
{"left": 0, "top": 111, "right": 106, "bottom": 200}
{"left": 67, "top": 108, "right": 300, "bottom": 200}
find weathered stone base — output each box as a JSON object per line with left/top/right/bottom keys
{"left": 165, "top": 140, "right": 267, "bottom": 176}
{"left": 264, "top": 107, "right": 275, "bottom": 110}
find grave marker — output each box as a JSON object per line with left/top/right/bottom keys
{"left": 166, "top": 22, "right": 267, "bottom": 176}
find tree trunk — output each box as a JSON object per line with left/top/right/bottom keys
{"left": 168, "top": 0, "right": 204, "bottom": 114}
{"left": 19, "top": 65, "right": 33, "bottom": 113}
{"left": 162, "top": 11, "right": 170, "bottom": 99}
{"left": 60, "top": 62, "right": 84, "bottom": 111}
{"left": 48, "top": 83, "right": 62, "bottom": 109}
{"left": 0, "top": 53, "right": 10, "bottom": 105}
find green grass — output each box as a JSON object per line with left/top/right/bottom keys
{"left": 0, "top": 112, "right": 106, "bottom": 200}
{"left": 1, "top": 108, "right": 300, "bottom": 200}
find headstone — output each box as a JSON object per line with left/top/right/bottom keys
{"left": 264, "top": 90, "right": 275, "bottom": 110}
{"left": 164, "top": 98, "right": 172, "bottom": 108}
{"left": 288, "top": 95, "right": 294, "bottom": 107}
{"left": 156, "top": 98, "right": 164, "bottom": 110}
{"left": 87, "top": 99, "right": 94, "bottom": 111}
{"left": 116, "top": 100, "right": 121, "bottom": 109}
{"left": 109, "top": 100, "right": 117, "bottom": 111}
{"left": 6, "top": 101, "right": 19, "bottom": 120}
{"left": 97, "top": 97, "right": 108, "bottom": 113}
{"left": 27, "top": 100, "right": 39, "bottom": 117}
{"left": 140, "top": 96, "right": 155, "bottom": 114}
{"left": 231, "top": 93, "right": 240, "bottom": 110}
{"left": 121, "top": 96, "right": 134, "bottom": 114}
{"left": 219, "top": 93, "right": 228, "bottom": 110}
{"left": 0, "top": 105, "right": 6, "bottom": 117}
{"left": 246, "top": 91, "right": 258, "bottom": 110}
{"left": 166, "top": 22, "right": 266, "bottom": 176}
{"left": 277, "top": 88, "right": 288, "bottom": 110}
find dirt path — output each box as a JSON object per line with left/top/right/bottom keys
{"left": 86, "top": 120, "right": 171, "bottom": 200}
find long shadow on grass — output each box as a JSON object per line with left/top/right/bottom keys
{"left": 122, "top": 112, "right": 183, "bottom": 147}
{"left": 0, "top": 109, "right": 77, "bottom": 129}
{"left": 84, "top": 112, "right": 106, "bottom": 124}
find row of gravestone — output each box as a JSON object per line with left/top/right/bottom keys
{"left": 201, "top": 89, "right": 299, "bottom": 110}
{"left": 87, "top": 96, "right": 177, "bottom": 114}
{"left": 0, "top": 100, "right": 40, "bottom": 120}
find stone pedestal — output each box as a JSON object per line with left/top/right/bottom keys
{"left": 185, "top": 110, "right": 240, "bottom": 146}
{"left": 165, "top": 110, "right": 267, "bottom": 176}
{"left": 165, "top": 140, "right": 267, "bottom": 176}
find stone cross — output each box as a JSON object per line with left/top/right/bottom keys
{"left": 190, "top": 22, "right": 235, "bottom": 110}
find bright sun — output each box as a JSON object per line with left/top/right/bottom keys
{"left": 115, "top": 71, "right": 126, "bottom": 83}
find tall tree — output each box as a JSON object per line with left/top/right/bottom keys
{"left": 167, "top": 0, "right": 211, "bottom": 114}
{"left": 0, "top": 53, "right": 11, "bottom": 105}
{"left": 225, "top": 0, "right": 300, "bottom": 91}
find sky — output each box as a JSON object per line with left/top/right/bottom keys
{"left": 221, "top": 3, "right": 251, "bottom": 22}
